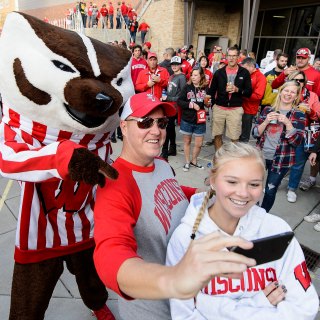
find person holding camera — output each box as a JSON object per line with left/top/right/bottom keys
{"left": 166, "top": 142, "right": 318, "bottom": 320}
{"left": 93, "top": 93, "right": 257, "bottom": 320}
{"left": 135, "top": 52, "right": 169, "bottom": 99}
{"left": 253, "top": 81, "right": 305, "bottom": 213}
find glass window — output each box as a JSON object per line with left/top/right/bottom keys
{"left": 261, "top": 9, "right": 291, "bottom": 36}
{"left": 284, "top": 38, "right": 317, "bottom": 65}
{"left": 255, "top": 38, "right": 285, "bottom": 65}
{"left": 255, "top": 11, "right": 264, "bottom": 36}
{"left": 288, "top": 6, "right": 320, "bottom": 37}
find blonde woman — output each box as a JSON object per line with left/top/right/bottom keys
{"left": 166, "top": 142, "right": 318, "bottom": 320}
{"left": 252, "top": 80, "right": 305, "bottom": 212}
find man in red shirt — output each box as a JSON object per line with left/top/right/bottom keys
{"left": 138, "top": 19, "right": 150, "bottom": 44}
{"left": 121, "top": 1, "right": 129, "bottom": 27}
{"left": 208, "top": 45, "right": 223, "bottom": 66}
{"left": 131, "top": 44, "right": 147, "bottom": 86}
{"left": 108, "top": 2, "right": 114, "bottom": 28}
{"left": 135, "top": 52, "right": 169, "bottom": 99}
{"left": 272, "top": 48, "right": 320, "bottom": 97}
{"left": 178, "top": 48, "right": 192, "bottom": 80}
{"left": 240, "top": 57, "right": 267, "bottom": 142}
{"left": 100, "top": 4, "right": 108, "bottom": 29}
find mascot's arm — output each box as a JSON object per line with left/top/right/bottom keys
{"left": 0, "top": 123, "right": 117, "bottom": 185}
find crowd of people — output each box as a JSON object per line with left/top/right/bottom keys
{"left": 72, "top": 0, "right": 150, "bottom": 38}
{"left": 117, "top": 42, "right": 320, "bottom": 232}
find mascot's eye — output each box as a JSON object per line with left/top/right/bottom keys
{"left": 52, "top": 60, "right": 75, "bottom": 73}
{"left": 116, "top": 78, "right": 123, "bottom": 86}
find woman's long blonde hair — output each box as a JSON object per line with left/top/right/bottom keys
{"left": 272, "top": 80, "right": 301, "bottom": 111}
{"left": 190, "top": 142, "right": 265, "bottom": 240}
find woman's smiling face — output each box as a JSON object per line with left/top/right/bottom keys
{"left": 211, "top": 157, "right": 264, "bottom": 223}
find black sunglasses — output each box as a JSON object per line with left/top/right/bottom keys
{"left": 294, "top": 79, "right": 305, "bottom": 83}
{"left": 126, "top": 116, "right": 169, "bottom": 129}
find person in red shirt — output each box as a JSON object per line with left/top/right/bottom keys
{"left": 240, "top": 57, "right": 267, "bottom": 142}
{"left": 135, "top": 52, "right": 169, "bottom": 99}
{"left": 87, "top": 2, "right": 93, "bottom": 27}
{"left": 108, "top": 2, "right": 114, "bottom": 28}
{"left": 100, "top": 3, "right": 108, "bottom": 29}
{"left": 208, "top": 45, "right": 223, "bottom": 66}
{"left": 121, "top": 1, "right": 129, "bottom": 27}
{"left": 272, "top": 48, "right": 320, "bottom": 98}
{"left": 131, "top": 44, "right": 147, "bottom": 86}
{"left": 128, "top": 15, "right": 138, "bottom": 43}
{"left": 178, "top": 48, "right": 192, "bottom": 80}
{"left": 138, "top": 19, "right": 150, "bottom": 44}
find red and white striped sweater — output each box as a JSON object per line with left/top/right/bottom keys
{"left": 0, "top": 106, "right": 112, "bottom": 263}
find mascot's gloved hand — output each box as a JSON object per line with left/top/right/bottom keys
{"left": 68, "top": 148, "right": 118, "bottom": 187}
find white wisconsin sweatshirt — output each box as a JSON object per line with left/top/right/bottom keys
{"left": 166, "top": 192, "right": 319, "bottom": 320}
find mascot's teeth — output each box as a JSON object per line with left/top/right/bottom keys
{"left": 64, "top": 104, "right": 105, "bottom": 128}
{"left": 230, "top": 198, "right": 247, "bottom": 205}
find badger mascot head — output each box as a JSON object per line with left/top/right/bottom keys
{"left": 0, "top": 12, "right": 134, "bottom": 134}
{"left": 0, "top": 12, "right": 134, "bottom": 183}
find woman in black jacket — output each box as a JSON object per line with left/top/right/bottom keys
{"left": 177, "top": 67, "right": 209, "bottom": 171}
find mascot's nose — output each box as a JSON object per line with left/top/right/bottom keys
{"left": 95, "top": 92, "right": 114, "bottom": 113}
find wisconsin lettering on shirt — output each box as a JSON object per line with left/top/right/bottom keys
{"left": 154, "top": 178, "right": 187, "bottom": 234}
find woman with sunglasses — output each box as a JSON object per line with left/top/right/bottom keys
{"left": 178, "top": 67, "right": 209, "bottom": 172}
{"left": 94, "top": 92, "right": 256, "bottom": 320}
{"left": 286, "top": 71, "right": 320, "bottom": 202}
{"left": 253, "top": 81, "right": 305, "bottom": 212}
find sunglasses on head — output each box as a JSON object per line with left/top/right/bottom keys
{"left": 294, "top": 79, "right": 305, "bottom": 83}
{"left": 126, "top": 116, "right": 169, "bottom": 129}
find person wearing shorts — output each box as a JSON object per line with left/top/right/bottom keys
{"left": 177, "top": 67, "right": 209, "bottom": 171}
{"left": 208, "top": 46, "right": 252, "bottom": 151}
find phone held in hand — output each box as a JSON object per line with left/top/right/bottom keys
{"left": 229, "top": 231, "right": 294, "bottom": 265}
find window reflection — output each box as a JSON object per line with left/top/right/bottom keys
{"left": 253, "top": 5, "right": 320, "bottom": 63}
{"left": 261, "top": 9, "right": 290, "bottom": 36}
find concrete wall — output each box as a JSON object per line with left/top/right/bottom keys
{"left": 192, "top": 3, "right": 241, "bottom": 51}
{"left": 140, "top": 0, "right": 241, "bottom": 58}
{"left": 139, "top": 0, "right": 184, "bottom": 56}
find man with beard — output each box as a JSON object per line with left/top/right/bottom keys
{"left": 260, "top": 53, "right": 289, "bottom": 111}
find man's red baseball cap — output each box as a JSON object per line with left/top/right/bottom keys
{"left": 296, "top": 48, "right": 311, "bottom": 58}
{"left": 120, "top": 93, "right": 177, "bottom": 120}
{"left": 144, "top": 42, "right": 152, "bottom": 49}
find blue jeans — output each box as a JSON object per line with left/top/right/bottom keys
{"left": 261, "top": 160, "right": 289, "bottom": 213}
{"left": 288, "top": 142, "right": 308, "bottom": 190}
{"left": 179, "top": 119, "right": 206, "bottom": 136}
{"left": 116, "top": 17, "right": 121, "bottom": 29}
{"left": 109, "top": 14, "right": 113, "bottom": 28}
{"left": 130, "top": 31, "right": 137, "bottom": 43}
{"left": 141, "top": 31, "right": 147, "bottom": 44}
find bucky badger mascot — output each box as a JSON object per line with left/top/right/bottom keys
{"left": 0, "top": 12, "right": 134, "bottom": 319}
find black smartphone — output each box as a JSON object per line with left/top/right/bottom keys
{"left": 229, "top": 231, "right": 294, "bottom": 265}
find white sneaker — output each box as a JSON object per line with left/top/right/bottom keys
{"left": 287, "top": 190, "right": 297, "bottom": 203}
{"left": 304, "top": 212, "right": 320, "bottom": 223}
{"left": 314, "top": 222, "right": 320, "bottom": 231}
{"left": 183, "top": 163, "right": 190, "bottom": 172}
